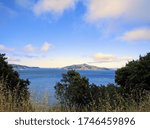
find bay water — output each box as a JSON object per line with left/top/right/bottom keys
{"left": 18, "top": 68, "right": 115, "bottom": 104}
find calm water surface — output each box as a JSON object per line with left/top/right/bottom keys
{"left": 18, "top": 68, "right": 115, "bottom": 104}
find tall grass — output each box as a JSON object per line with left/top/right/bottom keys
{"left": 54, "top": 90, "right": 150, "bottom": 112}
{"left": 0, "top": 80, "right": 32, "bottom": 112}
{"left": 90, "top": 92, "right": 150, "bottom": 112}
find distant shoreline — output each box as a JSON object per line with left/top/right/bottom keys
{"left": 11, "top": 63, "right": 116, "bottom": 71}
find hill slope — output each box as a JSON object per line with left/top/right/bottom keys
{"left": 62, "top": 64, "right": 110, "bottom": 70}
{"left": 11, "top": 64, "right": 39, "bottom": 70}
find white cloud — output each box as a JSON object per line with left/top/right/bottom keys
{"left": 24, "top": 44, "right": 37, "bottom": 52}
{"left": 33, "top": 0, "right": 76, "bottom": 15}
{"left": 94, "top": 53, "right": 132, "bottom": 63}
{"left": 0, "top": 44, "right": 15, "bottom": 52}
{"left": 121, "top": 28, "right": 150, "bottom": 41}
{"left": 85, "top": 0, "right": 150, "bottom": 22}
{"left": 41, "top": 42, "right": 53, "bottom": 52}
{"left": 24, "top": 42, "right": 53, "bottom": 53}
{"left": 94, "top": 53, "right": 117, "bottom": 62}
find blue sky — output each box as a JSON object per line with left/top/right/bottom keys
{"left": 0, "top": 0, "right": 150, "bottom": 68}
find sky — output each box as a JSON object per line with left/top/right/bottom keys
{"left": 0, "top": 0, "right": 150, "bottom": 68}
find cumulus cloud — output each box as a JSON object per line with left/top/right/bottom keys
{"left": 24, "top": 42, "right": 53, "bottom": 52}
{"left": 41, "top": 42, "right": 53, "bottom": 52}
{"left": 85, "top": 0, "right": 150, "bottom": 22}
{"left": 0, "top": 44, "right": 15, "bottom": 52}
{"left": 121, "top": 28, "right": 150, "bottom": 41}
{"left": 93, "top": 53, "right": 132, "bottom": 63}
{"left": 24, "top": 44, "right": 37, "bottom": 52}
{"left": 33, "top": 0, "right": 76, "bottom": 15}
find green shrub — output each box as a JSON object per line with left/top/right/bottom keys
{"left": 54, "top": 70, "right": 91, "bottom": 111}
{"left": 115, "top": 53, "right": 150, "bottom": 103}
{"left": 0, "top": 53, "right": 31, "bottom": 111}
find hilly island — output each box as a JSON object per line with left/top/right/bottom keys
{"left": 11, "top": 63, "right": 110, "bottom": 70}
{"left": 62, "top": 64, "right": 110, "bottom": 70}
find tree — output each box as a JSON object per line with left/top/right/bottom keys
{"left": 55, "top": 70, "right": 91, "bottom": 111}
{"left": 115, "top": 53, "right": 150, "bottom": 102}
{"left": 0, "top": 53, "right": 30, "bottom": 107}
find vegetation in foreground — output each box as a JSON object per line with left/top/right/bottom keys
{"left": 0, "top": 53, "right": 150, "bottom": 112}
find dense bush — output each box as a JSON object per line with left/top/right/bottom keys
{"left": 89, "top": 84, "right": 125, "bottom": 111}
{"left": 115, "top": 53, "right": 150, "bottom": 102}
{"left": 54, "top": 70, "right": 92, "bottom": 111}
{"left": 0, "top": 53, "right": 30, "bottom": 110}
{"left": 54, "top": 70, "right": 125, "bottom": 111}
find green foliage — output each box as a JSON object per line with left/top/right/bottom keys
{"left": 55, "top": 70, "right": 91, "bottom": 111}
{"left": 54, "top": 70, "right": 127, "bottom": 111}
{"left": 115, "top": 53, "right": 150, "bottom": 102}
{"left": 0, "top": 53, "right": 30, "bottom": 108}
{"left": 88, "top": 84, "right": 126, "bottom": 111}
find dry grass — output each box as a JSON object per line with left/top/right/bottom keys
{"left": 0, "top": 80, "right": 32, "bottom": 112}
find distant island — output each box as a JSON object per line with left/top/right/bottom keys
{"left": 62, "top": 64, "right": 110, "bottom": 70}
{"left": 10, "top": 63, "right": 110, "bottom": 70}
{"left": 11, "top": 64, "right": 39, "bottom": 70}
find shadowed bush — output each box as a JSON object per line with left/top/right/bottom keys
{"left": 0, "top": 53, "right": 31, "bottom": 111}
{"left": 115, "top": 52, "right": 150, "bottom": 103}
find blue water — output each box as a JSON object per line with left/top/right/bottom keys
{"left": 18, "top": 68, "right": 115, "bottom": 104}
